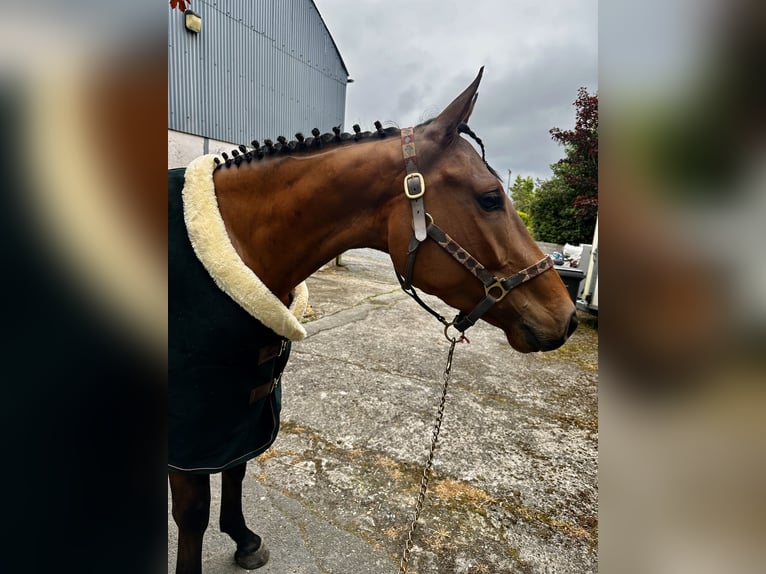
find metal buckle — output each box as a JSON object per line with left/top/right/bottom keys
{"left": 484, "top": 279, "right": 509, "bottom": 301}
{"left": 258, "top": 339, "right": 288, "bottom": 366}
{"left": 403, "top": 173, "right": 426, "bottom": 199}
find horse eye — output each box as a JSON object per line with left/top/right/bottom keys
{"left": 477, "top": 191, "right": 505, "bottom": 212}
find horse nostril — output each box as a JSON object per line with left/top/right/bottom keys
{"left": 567, "top": 310, "right": 579, "bottom": 337}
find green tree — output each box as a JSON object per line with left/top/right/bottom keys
{"left": 530, "top": 87, "right": 598, "bottom": 244}
{"left": 509, "top": 175, "right": 535, "bottom": 213}
{"left": 529, "top": 178, "right": 581, "bottom": 244}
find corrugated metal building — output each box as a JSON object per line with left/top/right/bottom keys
{"left": 168, "top": 0, "right": 349, "bottom": 167}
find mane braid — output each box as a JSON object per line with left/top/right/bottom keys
{"left": 211, "top": 122, "right": 495, "bottom": 176}
{"left": 213, "top": 122, "right": 405, "bottom": 171}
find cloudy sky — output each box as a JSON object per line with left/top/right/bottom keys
{"left": 313, "top": 0, "right": 597, "bottom": 186}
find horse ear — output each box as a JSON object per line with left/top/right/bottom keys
{"left": 429, "top": 67, "right": 484, "bottom": 143}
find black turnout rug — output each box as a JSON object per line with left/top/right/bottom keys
{"left": 168, "top": 167, "right": 290, "bottom": 473}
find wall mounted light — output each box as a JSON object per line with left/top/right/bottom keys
{"left": 184, "top": 10, "right": 202, "bottom": 34}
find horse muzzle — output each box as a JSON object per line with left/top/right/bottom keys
{"left": 508, "top": 308, "right": 579, "bottom": 352}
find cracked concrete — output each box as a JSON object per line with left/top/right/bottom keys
{"left": 169, "top": 248, "right": 598, "bottom": 573}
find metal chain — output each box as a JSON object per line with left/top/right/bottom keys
{"left": 398, "top": 335, "right": 458, "bottom": 573}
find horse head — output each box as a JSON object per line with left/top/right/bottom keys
{"left": 387, "top": 68, "right": 578, "bottom": 352}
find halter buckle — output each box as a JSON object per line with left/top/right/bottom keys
{"left": 484, "top": 279, "right": 509, "bottom": 302}
{"left": 403, "top": 173, "right": 426, "bottom": 199}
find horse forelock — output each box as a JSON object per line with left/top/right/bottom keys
{"left": 456, "top": 123, "right": 501, "bottom": 181}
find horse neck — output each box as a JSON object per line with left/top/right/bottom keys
{"left": 212, "top": 140, "right": 402, "bottom": 302}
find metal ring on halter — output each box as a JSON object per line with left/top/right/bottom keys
{"left": 443, "top": 321, "right": 465, "bottom": 343}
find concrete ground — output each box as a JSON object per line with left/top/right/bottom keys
{"left": 169, "top": 248, "right": 598, "bottom": 574}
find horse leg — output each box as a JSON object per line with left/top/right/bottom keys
{"left": 220, "top": 462, "right": 269, "bottom": 569}
{"left": 169, "top": 471, "right": 211, "bottom": 574}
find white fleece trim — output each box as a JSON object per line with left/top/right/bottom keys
{"left": 182, "top": 154, "right": 308, "bottom": 341}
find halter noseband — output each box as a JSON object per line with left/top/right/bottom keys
{"left": 397, "top": 127, "right": 554, "bottom": 336}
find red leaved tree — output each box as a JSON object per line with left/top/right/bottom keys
{"left": 170, "top": 0, "right": 191, "bottom": 12}
{"left": 549, "top": 87, "right": 598, "bottom": 223}
{"left": 529, "top": 88, "right": 598, "bottom": 244}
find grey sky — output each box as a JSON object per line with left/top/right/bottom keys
{"left": 314, "top": 0, "right": 598, "bottom": 186}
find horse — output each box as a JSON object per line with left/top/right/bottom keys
{"left": 168, "top": 67, "right": 577, "bottom": 574}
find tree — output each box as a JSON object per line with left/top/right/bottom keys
{"left": 549, "top": 87, "right": 598, "bottom": 197}
{"left": 170, "top": 0, "right": 191, "bottom": 12}
{"left": 509, "top": 175, "right": 535, "bottom": 214}
{"left": 529, "top": 178, "right": 581, "bottom": 244}
{"left": 530, "top": 87, "right": 598, "bottom": 244}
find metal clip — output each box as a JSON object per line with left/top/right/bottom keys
{"left": 403, "top": 173, "right": 426, "bottom": 199}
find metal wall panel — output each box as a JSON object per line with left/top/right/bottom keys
{"left": 168, "top": 0, "right": 348, "bottom": 145}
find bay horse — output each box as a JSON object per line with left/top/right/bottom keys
{"left": 169, "top": 67, "right": 577, "bottom": 573}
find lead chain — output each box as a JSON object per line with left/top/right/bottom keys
{"left": 398, "top": 337, "right": 457, "bottom": 573}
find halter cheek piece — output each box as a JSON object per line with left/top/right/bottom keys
{"left": 397, "top": 127, "right": 554, "bottom": 338}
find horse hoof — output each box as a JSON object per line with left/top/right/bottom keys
{"left": 235, "top": 540, "right": 269, "bottom": 569}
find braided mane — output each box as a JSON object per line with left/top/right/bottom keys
{"left": 213, "top": 120, "right": 498, "bottom": 179}
{"left": 213, "top": 121, "right": 399, "bottom": 170}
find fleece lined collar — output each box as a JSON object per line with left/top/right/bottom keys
{"left": 182, "top": 154, "right": 308, "bottom": 341}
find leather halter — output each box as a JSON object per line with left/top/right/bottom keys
{"left": 397, "top": 127, "right": 554, "bottom": 335}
